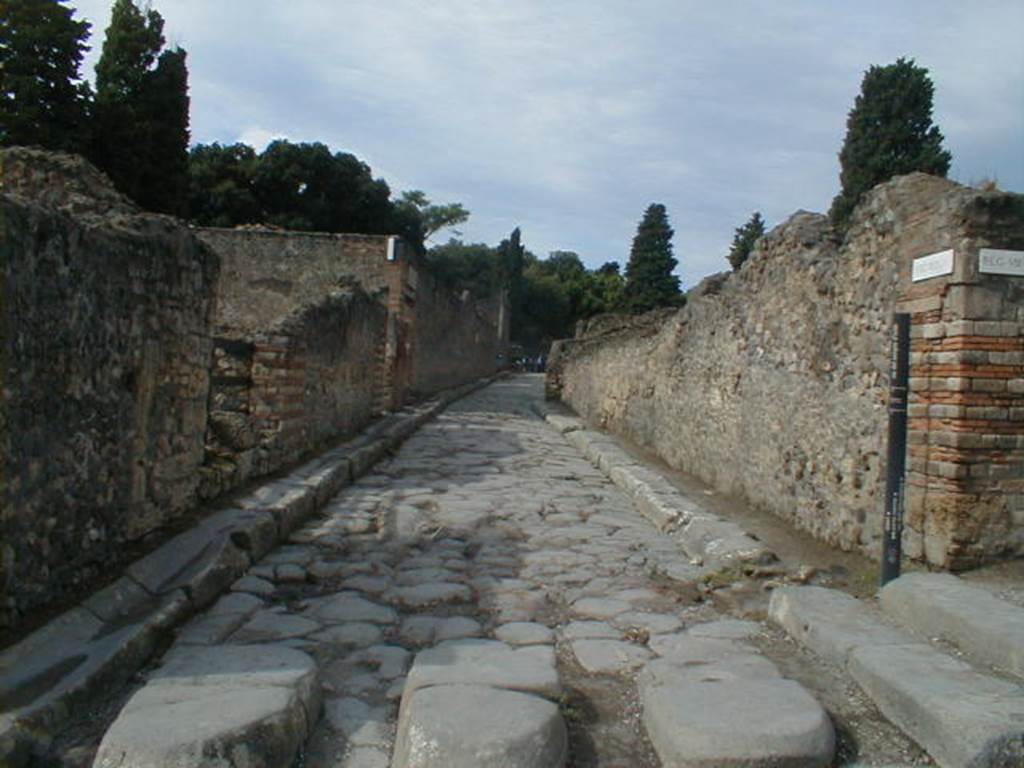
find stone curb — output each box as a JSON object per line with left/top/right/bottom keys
{"left": 534, "top": 405, "right": 774, "bottom": 570}
{"left": 0, "top": 376, "right": 496, "bottom": 765}
{"left": 879, "top": 572, "right": 1024, "bottom": 680}
{"left": 770, "top": 585, "right": 1024, "bottom": 768}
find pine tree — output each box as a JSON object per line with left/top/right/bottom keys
{"left": 623, "top": 203, "right": 681, "bottom": 313}
{"left": 727, "top": 211, "right": 765, "bottom": 271}
{"left": 497, "top": 227, "right": 526, "bottom": 337}
{"left": 0, "top": 0, "right": 92, "bottom": 153}
{"left": 91, "top": 0, "right": 189, "bottom": 215}
{"left": 829, "top": 58, "right": 952, "bottom": 229}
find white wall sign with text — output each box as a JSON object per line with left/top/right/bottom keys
{"left": 911, "top": 249, "right": 954, "bottom": 282}
{"left": 979, "top": 248, "right": 1024, "bottom": 277}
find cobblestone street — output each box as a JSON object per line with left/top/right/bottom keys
{"left": 13, "top": 375, "right": 1022, "bottom": 768}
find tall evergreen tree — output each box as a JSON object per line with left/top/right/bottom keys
{"left": 497, "top": 227, "right": 526, "bottom": 337}
{"left": 138, "top": 47, "right": 189, "bottom": 216}
{"left": 0, "top": 0, "right": 92, "bottom": 153}
{"left": 623, "top": 203, "right": 681, "bottom": 313}
{"left": 727, "top": 211, "right": 765, "bottom": 271}
{"left": 829, "top": 58, "right": 952, "bottom": 229}
{"left": 92, "top": 0, "right": 189, "bottom": 215}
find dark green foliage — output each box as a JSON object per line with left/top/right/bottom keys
{"left": 137, "top": 47, "right": 189, "bottom": 216}
{"left": 187, "top": 142, "right": 260, "bottom": 227}
{"left": 0, "top": 0, "right": 92, "bottom": 153}
{"left": 727, "top": 211, "right": 765, "bottom": 271}
{"left": 623, "top": 203, "right": 682, "bottom": 313}
{"left": 425, "top": 239, "right": 502, "bottom": 299}
{"left": 497, "top": 227, "right": 527, "bottom": 337}
{"left": 393, "top": 190, "right": 469, "bottom": 250}
{"left": 91, "top": 0, "right": 190, "bottom": 215}
{"left": 829, "top": 58, "right": 952, "bottom": 229}
{"left": 188, "top": 139, "right": 406, "bottom": 237}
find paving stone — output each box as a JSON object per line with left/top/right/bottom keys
{"left": 571, "top": 639, "right": 654, "bottom": 674}
{"left": 307, "top": 592, "right": 398, "bottom": 625}
{"left": 232, "top": 610, "right": 321, "bottom": 643}
{"left": 688, "top": 619, "right": 763, "bottom": 641}
{"left": 571, "top": 596, "right": 631, "bottom": 620}
{"left": 231, "top": 575, "right": 276, "bottom": 597}
{"left": 435, "top": 617, "right": 483, "bottom": 642}
{"left": 343, "top": 575, "right": 392, "bottom": 595}
{"left": 640, "top": 656, "right": 834, "bottom": 767}
{"left": 325, "top": 697, "right": 393, "bottom": 748}
{"left": 612, "top": 611, "right": 683, "bottom": 635}
{"left": 308, "top": 560, "right": 347, "bottom": 582}
{"left": 354, "top": 645, "right": 411, "bottom": 679}
{"left": 495, "top": 622, "right": 556, "bottom": 646}
{"left": 560, "top": 620, "right": 621, "bottom": 641}
{"left": 387, "top": 582, "right": 472, "bottom": 608}
{"left": 392, "top": 684, "right": 567, "bottom": 768}
{"left": 404, "top": 639, "right": 561, "bottom": 700}
{"left": 879, "top": 572, "right": 1024, "bottom": 679}
{"left": 93, "top": 645, "right": 319, "bottom": 768}
{"left": 310, "top": 622, "right": 384, "bottom": 648}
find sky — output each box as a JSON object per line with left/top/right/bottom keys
{"left": 69, "top": 1, "right": 1024, "bottom": 289}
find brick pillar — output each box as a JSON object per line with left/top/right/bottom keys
{"left": 900, "top": 246, "right": 1024, "bottom": 568}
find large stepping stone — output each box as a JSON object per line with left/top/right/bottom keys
{"left": 392, "top": 684, "right": 567, "bottom": 768}
{"left": 403, "top": 639, "right": 561, "bottom": 700}
{"left": 92, "top": 644, "right": 320, "bottom": 768}
{"left": 639, "top": 656, "right": 834, "bottom": 767}
{"left": 880, "top": 572, "right": 1024, "bottom": 679}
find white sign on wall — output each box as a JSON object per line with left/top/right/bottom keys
{"left": 979, "top": 248, "right": 1024, "bottom": 277}
{"left": 911, "top": 249, "right": 954, "bottom": 282}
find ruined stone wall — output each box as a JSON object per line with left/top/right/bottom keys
{"left": 200, "top": 290, "right": 386, "bottom": 499}
{"left": 549, "top": 174, "right": 1024, "bottom": 569}
{"left": 409, "top": 268, "right": 501, "bottom": 397}
{"left": 1, "top": 149, "right": 219, "bottom": 628}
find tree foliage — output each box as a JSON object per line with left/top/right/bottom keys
{"left": 394, "top": 190, "right": 469, "bottom": 247}
{"left": 91, "top": 0, "right": 189, "bottom": 215}
{"left": 829, "top": 58, "right": 952, "bottom": 229}
{"left": 623, "top": 203, "right": 681, "bottom": 313}
{"left": 0, "top": 0, "right": 92, "bottom": 153}
{"left": 727, "top": 211, "right": 765, "bottom": 271}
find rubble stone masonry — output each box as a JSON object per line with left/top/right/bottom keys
{"left": 549, "top": 174, "right": 1023, "bottom": 569}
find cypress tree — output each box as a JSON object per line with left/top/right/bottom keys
{"left": 623, "top": 203, "right": 681, "bottom": 313}
{"left": 92, "top": 0, "right": 189, "bottom": 215}
{"left": 0, "top": 0, "right": 92, "bottom": 153}
{"left": 829, "top": 58, "right": 951, "bottom": 229}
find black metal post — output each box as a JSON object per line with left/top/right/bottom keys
{"left": 881, "top": 313, "right": 911, "bottom": 587}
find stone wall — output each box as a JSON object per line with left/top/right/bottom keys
{"left": 548, "top": 174, "right": 1024, "bottom": 569}
{"left": 200, "top": 290, "right": 386, "bottom": 499}
{"left": 409, "top": 268, "right": 505, "bottom": 397}
{"left": 1, "top": 149, "right": 219, "bottom": 628}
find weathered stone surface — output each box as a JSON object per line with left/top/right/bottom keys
{"left": 403, "top": 639, "right": 561, "bottom": 700}
{"left": 769, "top": 586, "right": 907, "bottom": 666}
{"left": 639, "top": 657, "right": 835, "bottom": 767}
{"left": 93, "top": 645, "right": 320, "bottom": 768}
{"left": 306, "top": 592, "right": 398, "bottom": 625}
{"left": 570, "top": 639, "right": 653, "bottom": 674}
{"left": 232, "top": 611, "right": 320, "bottom": 643}
{"left": 392, "top": 684, "right": 567, "bottom": 768}
{"left": 571, "top": 597, "right": 631, "bottom": 620}
{"left": 849, "top": 643, "right": 1024, "bottom": 768}
{"left": 879, "top": 572, "right": 1024, "bottom": 679}
{"left": 387, "top": 582, "right": 472, "bottom": 608}
{"left": 495, "top": 622, "right": 556, "bottom": 646}
{"left": 547, "top": 173, "right": 1024, "bottom": 570}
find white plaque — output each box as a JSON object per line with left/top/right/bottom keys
{"left": 912, "top": 249, "right": 954, "bottom": 282}
{"left": 979, "top": 248, "right": 1024, "bottom": 277}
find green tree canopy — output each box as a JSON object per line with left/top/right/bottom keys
{"left": 623, "top": 203, "right": 681, "bottom": 313}
{"left": 188, "top": 142, "right": 260, "bottom": 227}
{"left": 394, "top": 190, "right": 470, "bottom": 249}
{"left": 92, "top": 0, "right": 189, "bottom": 215}
{"left": 829, "top": 58, "right": 952, "bottom": 229}
{"left": 0, "top": 0, "right": 92, "bottom": 153}
{"left": 727, "top": 211, "right": 765, "bottom": 271}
